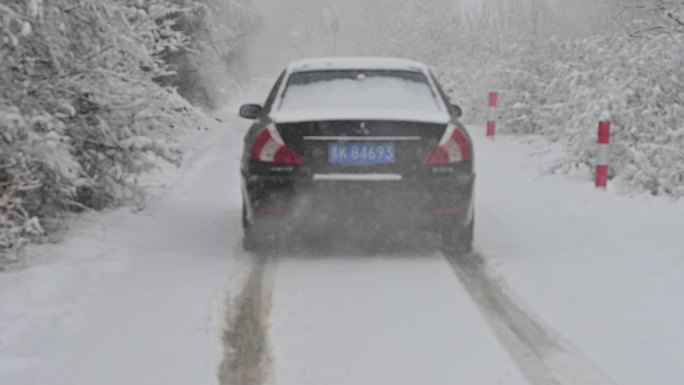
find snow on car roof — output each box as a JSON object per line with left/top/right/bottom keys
{"left": 288, "top": 57, "right": 429, "bottom": 73}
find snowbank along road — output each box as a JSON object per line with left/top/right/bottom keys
{"left": 2, "top": 80, "right": 683, "bottom": 385}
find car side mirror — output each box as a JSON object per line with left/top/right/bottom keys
{"left": 239, "top": 104, "right": 263, "bottom": 120}
{"left": 449, "top": 104, "right": 463, "bottom": 118}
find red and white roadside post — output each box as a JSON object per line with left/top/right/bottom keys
{"left": 487, "top": 92, "right": 498, "bottom": 139}
{"left": 447, "top": 87, "right": 456, "bottom": 104}
{"left": 596, "top": 121, "right": 611, "bottom": 189}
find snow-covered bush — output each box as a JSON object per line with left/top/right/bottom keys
{"left": 1, "top": 0, "right": 253, "bottom": 265}
{"left": 371, "top": 0, "right": 684, "bottom": 197}
{"left": 184, "top": 0, "right": 254, "bottom": 106}
{"left": 493, "top": 32, "right": 684, "bottom": 197}
{"left": 116, "top": 0, "right": 193, "bottom": 75}
{"left": 148, "top": 0, "right": 256, "bottom": 107}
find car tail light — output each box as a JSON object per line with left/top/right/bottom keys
{"left": 422, "top": 123, "right": 472, "bottom": 165}
{"left": 251, "top": 124, "right": 303, "bottom": 165}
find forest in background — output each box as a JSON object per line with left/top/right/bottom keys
{"left": 0, "top": 0, "right": 255, "bottom": 264}
{"left": 284, "top": 0, "right": 684, "bottom": 198}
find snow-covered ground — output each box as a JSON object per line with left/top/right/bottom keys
{"left": 0, "top": 81, "right": 270, "bottom": 385}
{"left": 270, "top": 256, "right": 527, "bottom": 385}
{"left": 1, "top": 80, "right": 683, "bottom": 385}
{"left": 475, "top": 132, "right": 684, "bottom": 385}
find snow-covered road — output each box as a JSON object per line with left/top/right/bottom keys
{"left": 2, "top": 81, "right": 684, "bottom": 385}
{"left": 269, "top": 254, "right": 527, "bottom": 385}
{"left": 257, "top": 243, "right": 613, "bottom": 385}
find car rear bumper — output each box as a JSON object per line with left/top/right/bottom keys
{"left": 243, "top": 171, "right": 475, "bottom": 233}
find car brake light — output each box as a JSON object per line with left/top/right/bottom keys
{"left": 251, "top": 125, "right": 303, "bottom": 165}
{"left": 422, "top": 124, "right": 472, "bottom": 165}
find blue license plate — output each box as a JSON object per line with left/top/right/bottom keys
{"left": 328, "top": 142, "right": 396, "bottom": 165}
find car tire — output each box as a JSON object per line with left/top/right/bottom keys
{"left": 242, "top": 201, "right": 260, "bottom": 251}
{"left": 242, "top": 201, "right": 284, "bottom": 252}
{"left": 441, "top": 216, "right": 474, "bottom": 255}
{"left": 242, "top": 201, "right": 249, "bottom": 229}
{"left": 243, "top": 226, "right": 259, "bottom": 252}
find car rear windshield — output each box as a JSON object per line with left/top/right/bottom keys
{"left": 278, "top": 70, "right": 441, "bottom": 113}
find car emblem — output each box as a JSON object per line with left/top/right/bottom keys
{"left": 356, "top": 122, "right": 370, "bottom": 136}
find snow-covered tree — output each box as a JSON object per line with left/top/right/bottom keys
{"left": 1, "top": 0, "right": 254, "bottom": 265}
{"left": 473, "top": 1, "right": 684, "bottom": 197}
{"left": 150, "top": 0, "right": 256, "bottom": 107}
{"left": 610, "top": 0, "right": 684, "bottom": 35}
{"left": 352, "top": 0, "right": 684, "bottom": 197}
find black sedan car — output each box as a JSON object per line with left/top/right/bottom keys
{"left": 239, "top": 58, "right": 475, "bottom": 253}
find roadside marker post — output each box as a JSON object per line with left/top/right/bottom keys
{"left": 447, "top": 87, "right": 455, "bottom": 104}
{"left": 596, "top": 121, "right": 611, "bottom": 189}
{"left": 487, "top": 92, "right": 498, "bottom": 139}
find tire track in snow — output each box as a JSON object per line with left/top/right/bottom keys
{"left": 219, "top": 254, "right": 275, "bottom": 385}
{"left": 446, "top": 252, "right": 615, "bottom": 385}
